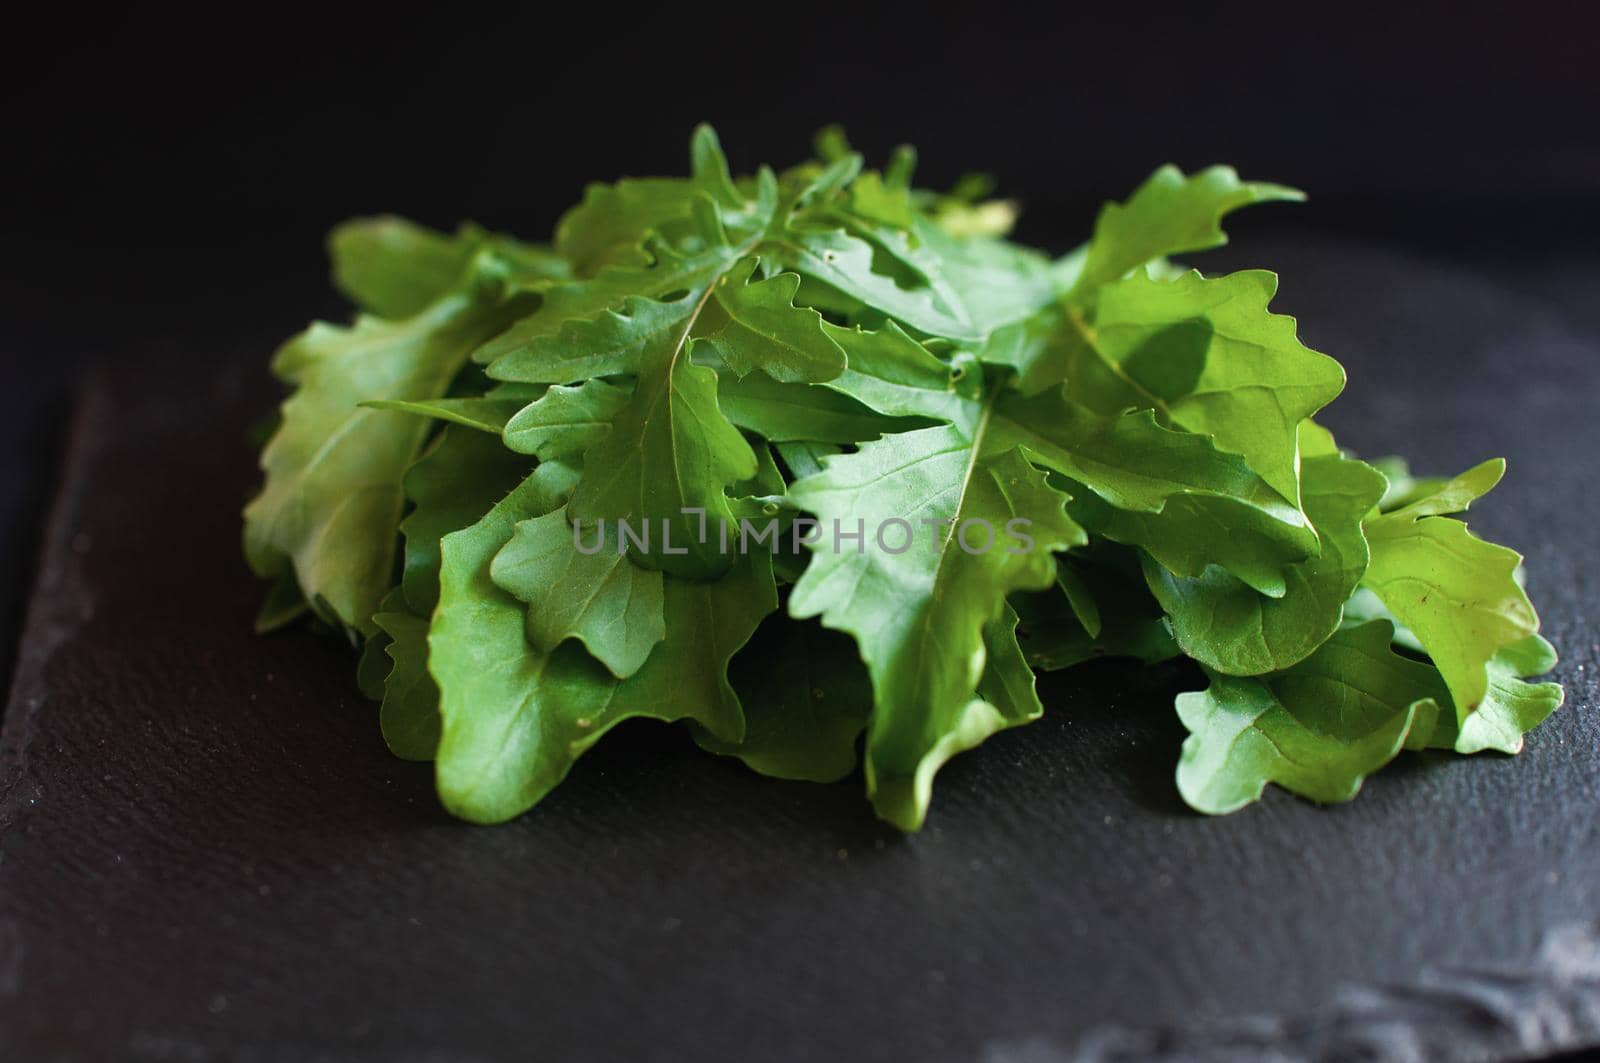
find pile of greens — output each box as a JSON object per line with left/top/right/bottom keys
{"left": 245, "top": 126, "right": 1562, "bottom": 828}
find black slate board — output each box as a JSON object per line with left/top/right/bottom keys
{"left": 2, "top": 236, "right": 1598, "bottom": 1062}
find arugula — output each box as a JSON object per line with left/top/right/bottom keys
{"left": 247, "top": 125, "right": 1561, "bottom": 827}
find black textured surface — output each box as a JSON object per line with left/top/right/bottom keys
{"left": 0, "top": 235, "right": 1597, "bottom": 1062}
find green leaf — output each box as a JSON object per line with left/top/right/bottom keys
{"left": 1362, "top": 464, "right": 1539, "bottom": 715}
{"left": 244, "top": 253, "right": 531, "bottom": 635}
{"left": 487, "top": 291, "right": 699, "bottom": 383}
{"left": 715, "top": 371, "right": 923, "bottom": 443}
{"left": 735, "top": 442, "right": 789, "bottom": 499}
{"left": 847, "top": 170, "right": 917, "bottom": 230}
{"left": 1055, "top": 269, "right": 1345, "bottom": 506}
{"left": 330, "top": 216, "right": 477, "bottom": 319}
{"left": 1012, "top": 548, "right": 1179, "bottom": 670}
{"left": 476, "top": 198, "right": 752, "bottom": 361}
{"left": 826, "top": 321, "right": 1308, "bottom": 522}
{"left": 569, "top": 348, "right": 756, "bottom": 577}
{"left": 773, "top": 441, "right": 840, "bottom": 481}
{"left": 253, "top": 570, "right": 309, "bottom": 634}
{"left": 1380, "top": 458, "right": 1505, "bottom": 520}
{"left": 1003, "top": 402, "right": 1318, "bottom": 576}
{"left": 970, "top": 304, "right": 1067, "bottom": 397}
{"left": 502, "top": 380, "right": 633, "bottom": 460}
{"left": 553, "top": 124, "right": 747, "bottom": 276}
{"left": 688, "top": 123, "right": 747, "bottom": 212}
{"left": 789, "top": 153, "right": 865, "bottom": 211}
{"left": 820, "top": 318, "right": 1317, "bottom": 594}
{"left": 1340, "top": 590, "right": 1562, "bottom": 754}
{"left": 1175, "top": 621, "right": 1445, "bottom": 814}
{"left": 1063, "top": 483, "right": 1316, "bottom": 598}
{"left": 489, "top": 292, "right": 759, "bottom": 577}
{"left": 974, "top": 605, "right": 1048, "bottom": 723}
{"left": 1145, "top": 454, "right": 1387, "bottom": 674}
{"left": 1056, "top": 565, "right": 1101, "bottom": 637}
{"left": 372, "top": 591, "right": 441, "bottom": 761}
{"left": 694, "top": 258, "right": 847, "bottom": 383}
{"left": 812, "top": 124, "right": 853, "bottom": 163}
{"left": 362, "top": 392, "right": 540, "bottom": 435}
{"left": 871, "top": 605, "right": 1046, "bottom": 827}
{"left": 788, "top": 423, "right": 1085, "bottom": 830}
{"left": 1425, "top": 636, "right": 1563, "bottom": 754}
{"left": 817, "top": 320, "right": 973, "bottom": 422}
{"left": 765, "top": 224, "right": 980, "bottom": 340}
{"left": 820, "top": 213, "right": 979, "bottom": 335}
{"left": 398, "top": 425, "right": 540, "bottom": 616}
{"left": 431, "top": 468, "right": 775, "bottom": 822}
{"left": 1071, "top": 164, "right": 1303, "bottom": 295}
{"left": 1339, "top": 586, "right": 1425, "bottom": 654}
{"left": 696, "top": 612, "right": 873, "bottom": 782}
{"left": 250, "top": 129, "right": 1564, "bottom": 829}
{"left": 356, "top": 626, "right": 393, "bottom": 701}
{"left": 490, "top": 505, "right": 667, "bottom": 679}
{"left": 330, "top": 217, "right": 566, "bottom": 320}
{"left": 910, "top": 218, "right": 1058, "bottom": 337}
{"left": 1299, "top": 419, "right": 1340, "bottom": 460}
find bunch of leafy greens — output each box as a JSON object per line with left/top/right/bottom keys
{"left": 245, "top": 125, "right": 1562, "bottom": 828}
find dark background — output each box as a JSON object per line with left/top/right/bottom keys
{"left": 4, "top": 6, "right": 1600, "bottom": 1060}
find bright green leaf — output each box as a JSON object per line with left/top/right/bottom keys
{"left": 1145, "top": 454, "right": 1387, "bottom": 674}
{"left": 244, "top": 253, "right": 531, "bottom": 635}
{"left": 1056, "top": 269, "right": 1345, "bottom": 506}
{"left": 431, "top": 468, "right": 775, "bottom": 822}
{"left": 1072, "top": 164, "right": 1303, "bottom": 295}
{"left": 788, "top": 424, "right": 1085, "bottom": 830}
{"left": 1363, "top": 470, "right": 1539, "bottom": 715}
{"left": 490, "top": 505, "right": 667, "bottom": 679}
{"left": 1175, "top": 621, "right": 1445, "bottom": 814}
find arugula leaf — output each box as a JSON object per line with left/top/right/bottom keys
{"left": 1012, "top": 548, "right": 1179, "bottom": 671}
{"left": 254, "top": 570, "right": 309, "bottom": 634}
{"left": 363, "top": 390, "right": 544, "bottom": 437}
{"left": 788, "top": 427, "right": 1085, "bottom": 829}
{"left": 825, "top": 321, "right": 1313, "bottom": 550}
{"left": 502, "top": 380, "right": 633, "bottom": 459}
{"left": 249, "top": 125, "right": 1563, "bottom": 829}
{"left": 1362, "top": 459, "right": 1539, "bottom": 715}
{"left": 490, "top": 505, "right": 667, "bottom": 679}
{"left": 244, "top": 252, "right": 534, "bottom": 635}
{"left": 1423, "top": 635, "right": 1564, "bottom": 754}
{"left": 554, "top": 124, "right": 751, "bottom": 276}
{"left": 1145, "top": 453, "right": 1387, "bottom": 674}
{"left": 399, "top": 424, "right": 535, "bottom": 616}
{"left": 372, "top": 591, "right": 440, "bottom": 761}
{"left": 714, "top": 372, "right": 922, "bottom": 443}
{"left": 329, "top": 217, "right": 569, "bottom": 321}
{"left": 1054, "top": 269, "right": 1345, "bottom": 507}
{"left": 1175, "top": 621, "right": 1446, "bottom": 814}
{"left": 489, "top": 292, "right": 758, "bottom": 576}
{"left": 1070, "top": 164, "right": 1302, "bottom": 296}
{"left": 872, "top": 605, "right": 1046, "bottom": 826}
{"left": 355, "top": 622, "right": 393, "bottom": 702}
{"left": 475, "top": 197, "right": 758, "bottom": 358}
{"left": 693, "top": 258, "right": 847, "bottom": 382}
{"left": 330, "top": 216, "right": 481, "bottom": 319}
{"left": 912, "top": 218, "right": 1057, "bottom": 336}
{"left": 430, "top": 465, "right": 775, "bottom": 822}
{"left": 696, "top": 612, "right": 873, "bottom": 782}
{"left": 1063, "top": 482, "right": 1316, "bottom": 598}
